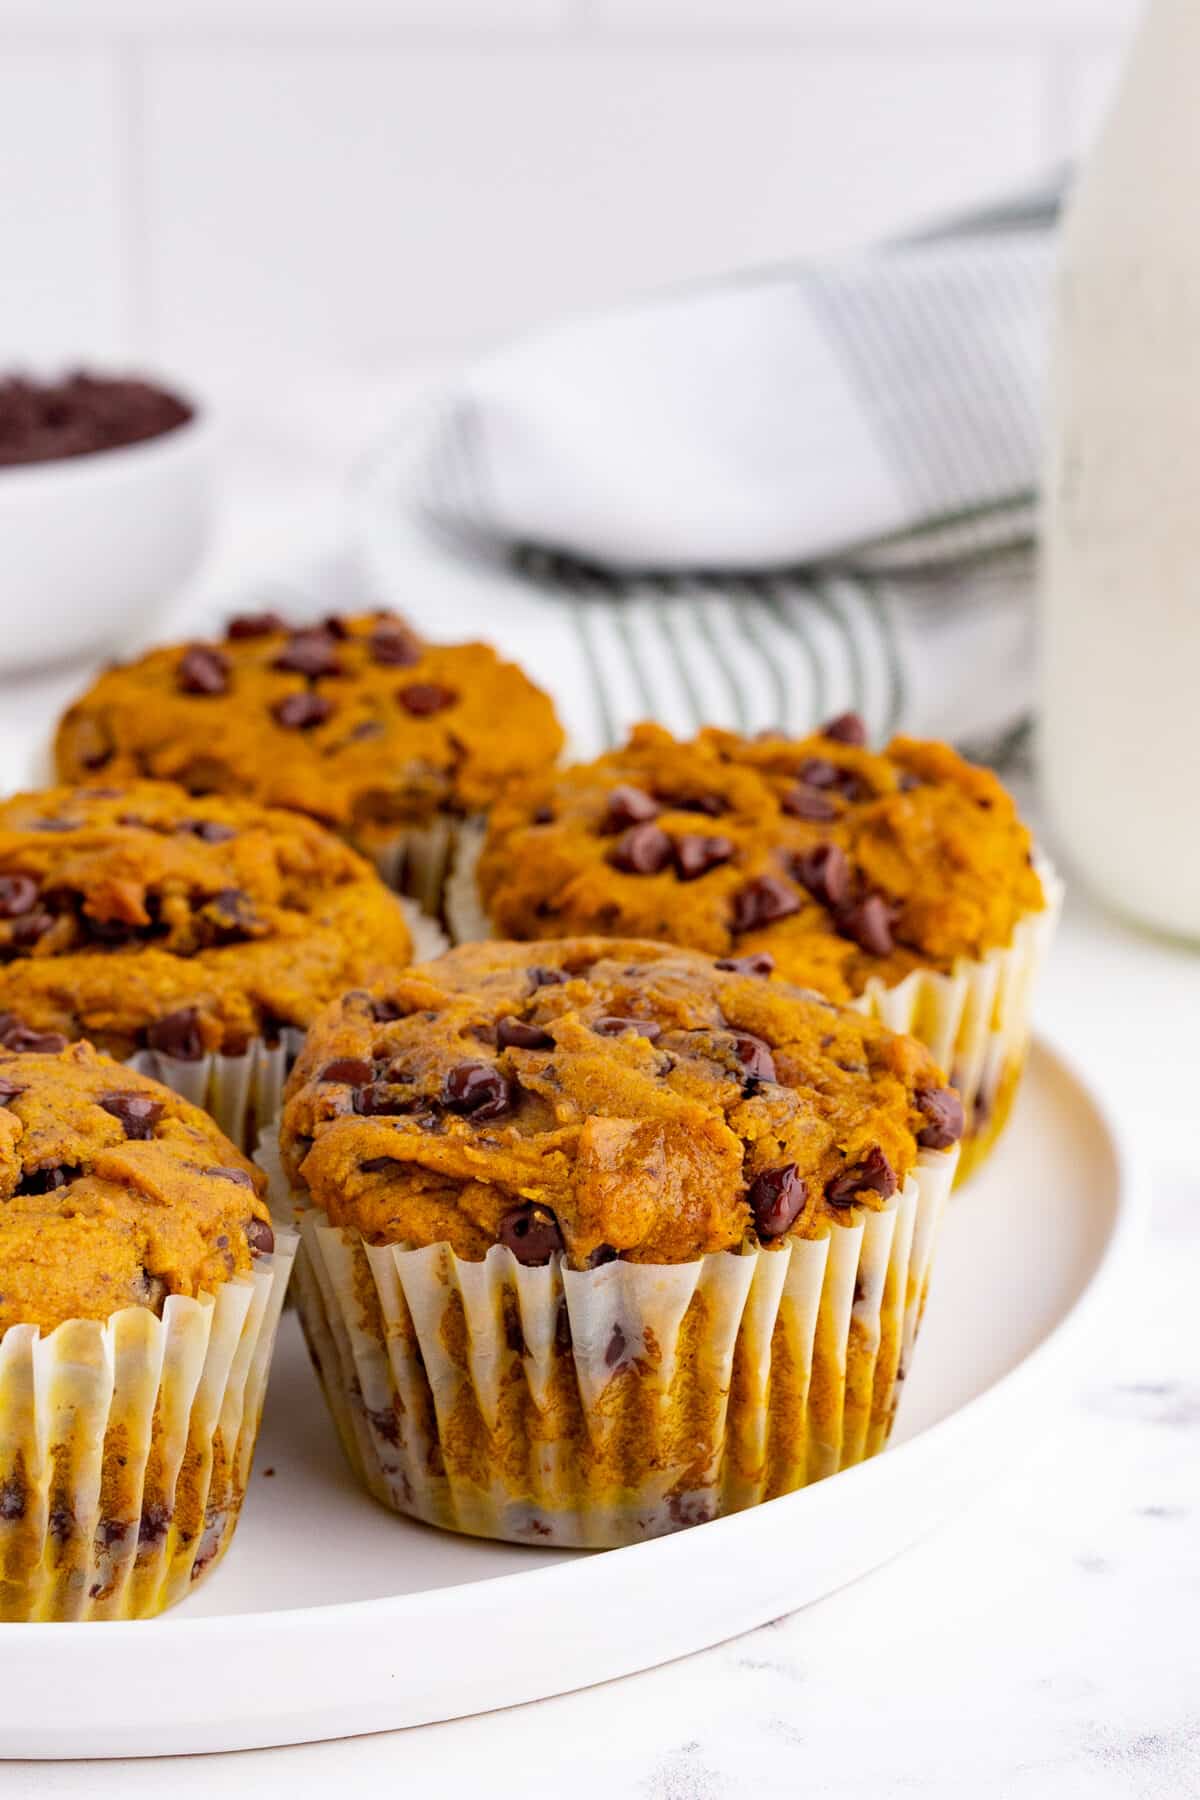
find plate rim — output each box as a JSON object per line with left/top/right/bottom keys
{"left": 0, "top": 1031, "right": 1143, "bottom": 1660}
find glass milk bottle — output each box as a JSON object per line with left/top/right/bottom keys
{"left": 1042, "top": 0, "right": 1200, "bottom": 940}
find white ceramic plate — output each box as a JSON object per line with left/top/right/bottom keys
{"left": 0, "top": 1039, "right": 1137, "bottom": 1760}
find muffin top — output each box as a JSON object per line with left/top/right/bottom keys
{"left": 473, "top": 718, "right": 1044, "bottom": 1002}
{"left": 0, "top": 780, "right": 414, "bottom": 1061}
{"left": 0, "top": 1041, "right": 274, "bottom": 1336}
{"left": 54, "top": 609, "right": 564, "bottom": 845}
{"left": 281, "top": 938, "right": 962, "bottom": 1267}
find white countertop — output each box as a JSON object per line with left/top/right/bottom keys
{"left": 4, "top": 441, "right": 1197, "bottom": 1800}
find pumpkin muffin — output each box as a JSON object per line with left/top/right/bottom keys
{"left": 0, "top": 1040, "right": 295, "bottom": 1620}
{"left": 273, "top": 937, "right": 962, "bottom": 1547}
{"left": 0, "top": 779, "right": 429, "bottom": 1146}
{"left": 54, "top": 608, "right": 564, "bottom": 913}
{"left": 450, "top": 717, "right": 1060, "bottom": 1180}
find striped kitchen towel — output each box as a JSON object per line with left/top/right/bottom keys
{"left": 354, "top": 178, "right": 1066, "bottom": 763}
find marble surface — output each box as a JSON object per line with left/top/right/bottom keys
{"left": 3, "top": 438, "right": 1197, "bottom": 1799}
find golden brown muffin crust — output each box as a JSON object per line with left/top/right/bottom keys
{"left": 0, "top": 780, "right": 414, "bottom": 1059}
{"left": 281, "top": 938, "right": 961, "bottom": 1267}
{"left": 473, "top": 719, "right": 1044, "bottom": 1001}
{"left": 0, "top": 1042, "right": 273, "bottom": 1335}
{"left": 54, "top": 609, "right": 564, "bottom": 846}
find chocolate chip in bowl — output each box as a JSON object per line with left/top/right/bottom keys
{"left": 0, "top": 368, "right": 213, "bottom": 674}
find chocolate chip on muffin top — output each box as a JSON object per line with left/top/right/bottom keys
{"left": 281, "top": 938, "right": 962, "bottom": 1267}
{"left": 0, "top": 1041, "right": 273, "bottom": 1335}
{"left": 0, "top": 780, "right": 414, "bottom": 1060}
{"left": 54, "top": 610, "right": 564, "bottom": 854}
{"left": 472, "top": 720, "right": 1045, "bottom": 1002}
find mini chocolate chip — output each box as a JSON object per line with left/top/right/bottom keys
{"left": 916, "top": 1085, "right": 966, "bottom": 1150}
{"left": 146, "top": 1008, "right": 205, "bottom": 1061}
{"left": 245, "top": 1216, "right": 275, "bottom": 1255}
{"left": 532, "top": 806, "right": 554, "bottom": 825}
{"left": 608, "top": 822, "right": 673, "bottom": 875}
{"left": 442, "top": 1060, "right": 513, "bottom": 1119}
{"left": 498, "top": 1202, "right": 564, "bottom": 1267}
{"left": 396, "top": 682, "right": 456, "bottom": 716}
{"left": 605, "top": 1323, "right": 629, "bottom": 1368}
{"left": 731, "top": 874, "right": 800, "bottom": 933}
{"left": 798, "top": 756, "right": 838, "bottom": 789}
{"left": 0, "top": 876, "right": 38, "bottom": 918}
{"left": 273, "top": 628, "right": 342, "bottom": 678}
{"left": 748, "top": 1162, "right": 806, "bottom": 1239}
{"left": 353, "top": 1082, "right": 401, "bottom": 1116}
{"left": 0, "top": 1078, "right": 24, "bottom": 1103}
{"left": 795, "top": 842, "right": 851, "bottom": 910}
{"left": 821, "top": 711, "right": 868, "bottom": 746}
{"left": 9, "top": 910, "right": 54, "bottom": 949}
{"left": 528, "top": 965, "right": 568, "bottom": 990}
{"left": 592, "top": 1016, "right": 663, "bottom": 1042}
{"left": 319, "top": 1057, "right": 375, "bottom": 1085}
{"left": 176, "top": 646, "right": 230, "bottom": 696}
{"left": 781, "top": 785, "right": 838, "bottom": 822}
{"left": 497, "top": 1016, "right": 555, "bottom": 1051}
{"left": 600, "top": 785, "right": 660, "bottom": 833}
{"left": 226, "top": 611, "right": 287, "bottom": 639}
{"left": 272, "top": 691, "right": 334, "bottom": 731}
{"left": 370, "top": 996, "right": 404, "bottom": 1022}
{"left": 181, "top": 819, "right": 236, "bottom": 844}
{"left": 360, "top": 1155, "right": 403, "bottom": 1174}
{"left": 17, "top": 1163, "right": 81, "bottom": 1195}
{"left": 664, "top": 791, "right": 727, "bottom": 817}
{"left": 100, "top": 1092, "right": 164, "bottom": 1140}
{"left": 369, "top": 623, "right": 422, "bottom": 666}
{"left": 0, "top": 1021, "right": 67, "bottom": 1052}
{"left": 588, "top": 1243, "right": 618, "bottom": 1267}
{"left": 731, "top": 1033, "right": 776, "bottom": 1083}
{"left": 716, "top": 952, "right": 776, "bottom": 976}
{"left": 835, "top": 892, "right": 895, "bottom": 957}
{"left": 825, "top": 1146, "right": 897, "bottom": 1209}
{"left": 321, "top": 614, "right": 350, "bottom": 640}
{"left": 206, "top": 1166, "right": 254, "bottom": 1187}
{"left": 673, "top": 833, "right": 735, "bottom": 881}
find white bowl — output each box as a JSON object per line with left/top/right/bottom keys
{"left": 0, "top": 408, "right": 215, "bottom": 674}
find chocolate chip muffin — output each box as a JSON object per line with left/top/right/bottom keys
{"left": 54, "top": 609, "right": 564, "bottom": 914}
{"left": 0, "top": 779, "right": 427, "bottom": 1146}
{"left": 275, "top": 937, "right": 962, "bottom": 1548}
{"left": 450, "top": 717, "right": 1060, "bottom": 1180}
{"left": 0, "top": 1041, "right": 295, "bottom": 1620}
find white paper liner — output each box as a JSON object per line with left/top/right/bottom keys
{"left": 268, "top": 1137, "right": 956, "bottom": 1549}
{"left": 365, "top": 817, "right": 462, "bottom": 918}
{"left": 447, "top": 822, "right": 1062, "bottom": 1180}
{"left": 124, "top": 898, "right": 445, "bottom": 1151}
{"left": 0, "top": 1229, "right": 296, "bottom": 1621}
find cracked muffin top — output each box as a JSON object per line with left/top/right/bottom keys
{"left": 471, "top": 718, "right": 1045, "bottom": 1002}
{"left": 0, "top": 1041, "right": 274, "bottom": 1335}
{"left": 0, "top": 780, "right": 414, "bottom": 1061}
{"left": 54, "top": 609, "right": 564, "bottom": 850}
{"left": 281, "top": 938, "right": 962, "bottom": 1267}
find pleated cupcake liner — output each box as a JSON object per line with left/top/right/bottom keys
{"left": 257, "top": 1127, "right": 956, "bottom": 1550}
{"left": 363, "top": 817, "right": 463, "bottom": 920}
{"left": 0, "top": 1229, "right": 296, "bottom": 1622}
{"left": 446, "top": 822, "right": 1061, "bottom": 1183}
{"left": 124, "top": 898, "right": 446, "bottom": 1152}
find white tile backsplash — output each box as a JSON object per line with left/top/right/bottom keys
{"left": 139, "top": 44, "right": 1047, "bottom": 412}
{"left": 0, "top": 50, "right": 127, "bottom": 367}
{"left": 586, "top": 0, "right": 1141, "bottom": 42}
{"left": 0, "top": 3, "right": 1136, "bottom": 411}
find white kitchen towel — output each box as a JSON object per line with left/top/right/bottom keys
{"left": 374, "top": 178, "right": 1061, "bottom": 760}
